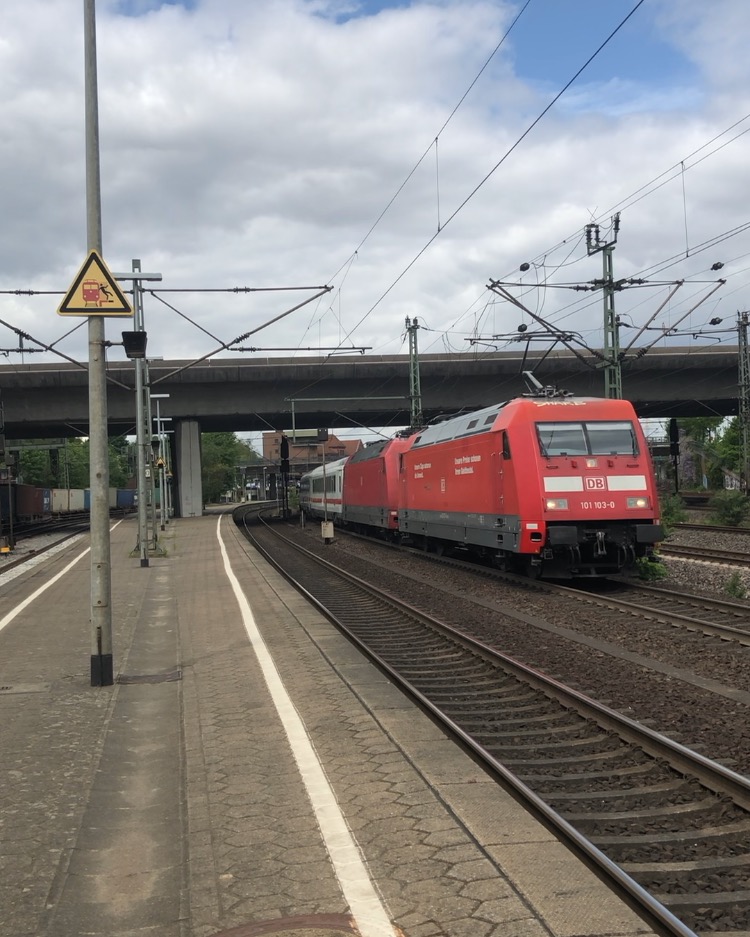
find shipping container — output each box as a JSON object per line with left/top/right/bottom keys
{"left": 51, "top": 489, "right": 69, "bottom": 513}
{"left": 109, "top": 488, "right": 118, "bottom": 509}
{"left": 15, "top": 484, "right": 45, "bottom": 518}
{"left": 84, "top": 488, "right": 91, "bottom": 511}
{"left": 0, "top": 485, "right": 13, "bottom": 535}
{"left": 116, "top": 489, "right": 136, "bottom": 509}
{"left": 69, "top": 489, "right": 85, "bottom": 512}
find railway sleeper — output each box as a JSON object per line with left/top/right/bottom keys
{"left": 509, "top": 748, "right": 642, "bottom": 768}
{"left": 572, "top": 798, "right": 730, "bottom": 826}
{"left": 625, "top": 853, "right": 750, "bottom": 875}
{"left": 494, "top": 733, "right": 624, "bottom": 753}
{"left": 468, "top": 722, "right": 590, "bottom": 739}
{"left": 653, "top": 888, "right": 750, "bottom": 909}
{"left": 544, "top": 778, "right": 686, "bottom": 802}
{"left": 591, "top": 817, "right": 750, "bottom": 847}
{"left": 522, "top": 762, "right": 663, "bottom": 784}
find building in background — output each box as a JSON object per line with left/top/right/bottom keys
{"left": 263, "top": 430, "right": 363, "bottom": 476}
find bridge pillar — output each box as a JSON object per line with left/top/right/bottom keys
{"left": 174, "top": 419, "right": 202, "bottom": 517}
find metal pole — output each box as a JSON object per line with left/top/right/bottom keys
{"left": 84, "top": 0, "right": 113, "bottom": 687}
{"left": 132, "top": 259, "right": 149, "bottom": 566}
{"left": 602, "top": 245, "right": 622, "bottom": 399}
{"left": 151, "top": 395, "right": 170, "bottom": 529}
{"left": 739, "top": 311, "right": 750, "bottom": 492}
{"left": 7, "top": 473, "right": 14, "bottom": 550}
{"left": 164, "top": 445, "right": 172, "bottom": 520}
{"left": 145, "top": 367, "right": 157, "bottom": 549}
{"left": 322, "top": 441, "right": 327, "bottom": 523}
{"left": 406, "top": 316, "right": 423, "bottom": 428}
{"left": 157, "top": 401, "right": 166, "bottom": 530}
{"left": 585, "top": 214, "right": 622, "bottom": 400}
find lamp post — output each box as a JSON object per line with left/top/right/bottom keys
{"left": 151, "top": 394, "right": 170, "bottom": 531}
{"left": 150, "top": 434, "right": 161, "bottom": 536}
{"left": 156, "top": 421, "right": 173, "bottom": 526}
{"left": 115, "top": 261, "right": 162, "bottom": 566}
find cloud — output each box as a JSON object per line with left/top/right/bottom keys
{"left": 0, "top": 0, "right": 748, "bottom": 394}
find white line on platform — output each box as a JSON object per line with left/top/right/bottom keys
{"left": 216, "top": 516, "right": 398, "bottom": 937}
{"left": 0, "top": 522, "right": 121, "bottom": 634}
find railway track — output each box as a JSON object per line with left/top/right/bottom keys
{"left": 555, "top": 580, "right": 750, "bottom": 646}
{"left": 301, "top": 523, "right": 750, "bottom": 650}
{"left": 236, "top": 509, "right": 750, "bottom": 937}
{"left": 660, "top": 544, "right": 750, "bottom": 567}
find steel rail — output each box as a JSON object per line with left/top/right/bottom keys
{"left": 235, "top": 510, "right": 750, "bottom": 937}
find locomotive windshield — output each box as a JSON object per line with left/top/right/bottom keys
{"left": 536, "top": 420, "right": 638, "bottom": 457}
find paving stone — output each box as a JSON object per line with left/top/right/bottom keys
{"left": 0, "top": 516, "right": 661, "bottom": 937}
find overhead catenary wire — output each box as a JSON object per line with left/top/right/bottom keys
{"left": 325, "top": 0, "right": 535, "bottom": 286}
{"left": 419, "top": 112, "right": 750, "bottom": 356}
{"left": 333, "top": 0, "right": 648, "bottom": 353}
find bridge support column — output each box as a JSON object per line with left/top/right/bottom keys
{"left": 174, "top": 420, "right": 202, "bottom": 517}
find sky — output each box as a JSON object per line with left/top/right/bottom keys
{"left": 2, "top": 0, "right": 750, "bottom": 445}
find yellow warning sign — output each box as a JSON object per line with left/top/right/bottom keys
{"left": 58, "top": 251, "right": 133, "bottom": 317}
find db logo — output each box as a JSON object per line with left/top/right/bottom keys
{"left": 585, "top": 476, "right": 607, "bottom": 490}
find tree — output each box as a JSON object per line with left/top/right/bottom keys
{"left": 669, "top": 417, "right": 734, "bottom": 489}
{"left": 201, "top": 433, "right": 260, "bottom": 503}
{"left": 108, "top": 436, "right": 133, "bottom": 488}
{"left": 714, "top": 417, "right": 742, "bottom": 478}
{"left": 15, "top": 436, "right": 135, "bottom": 489}
{"left": 678, "top": 417, "right": 724, "bottom": 445}
{"left": 17, "top": 446, "right": 54, "bottom": 486}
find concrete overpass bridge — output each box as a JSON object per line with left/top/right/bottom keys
{"left": 0, "top": 346, "right": 740, "bottom": 439}
{"left": 0, "top": 346, "right": 739, "bottom": 515}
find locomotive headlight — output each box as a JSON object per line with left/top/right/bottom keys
{"left": 545, "top": 498, "right": 568, "bottom": 510}
{"left": 627, "top": 496, "right": 649, "bottom": 509}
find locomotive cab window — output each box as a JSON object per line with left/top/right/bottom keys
{"left": 501, "top": 431, "right": 511, "bottom": 460}
{"left": 537, "top": 421, "right": 638, "bottom": 457}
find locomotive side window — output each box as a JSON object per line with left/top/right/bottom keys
{"left": 501, "top": 431, "right": 511, "bottom": 460}
{"left": 537, "top": 421, "right": 638, "bottom": 457}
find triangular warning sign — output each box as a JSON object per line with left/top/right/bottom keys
{"left": 58, "top": 251, "right": 133, "bottom": 317}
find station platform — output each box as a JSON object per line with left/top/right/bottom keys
{"left": 0, "top": 513, "right": 660, "bottom": 937}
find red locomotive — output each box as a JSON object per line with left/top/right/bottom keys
{"left": 300, "top": 381, "right": 663, "bottom": 578}
{"left": 342, "top": 436, "right": 412, "bottom": 533}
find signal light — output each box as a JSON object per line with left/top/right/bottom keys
{"left": 121, "top": 331, "right": 147, "bottom": 359}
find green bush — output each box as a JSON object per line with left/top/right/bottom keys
{"left": 708, "top": 489, "right": 750, "bottom": 527}
{"left": 658, "top": 493, "right": 688, "bottom": 537}
{"left": 724, "top": 571, "right": 747, "bottom": 599}
{"left": 635, "top": 555, "right": 668, "bottom": 581}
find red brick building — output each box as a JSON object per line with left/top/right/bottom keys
{"left": 262, "top": 430, "right": 363, "bottom": 475}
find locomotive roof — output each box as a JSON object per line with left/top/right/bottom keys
{"left": 348, "top": 439, "right": 389, "bottom": 463}
{"left": 410, "top": 395, "right": 630, "bottom": 448}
